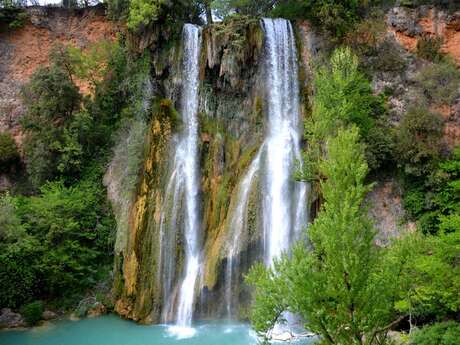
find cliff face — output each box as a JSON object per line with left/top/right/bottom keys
{"left": 0, "top": 5, "right": 117, "bottom": 146}
{"left": 111, "top": 17, "right": 276, "bottom": 323}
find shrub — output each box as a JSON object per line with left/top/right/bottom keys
{"left": 372, "top": 38, "right": 407, "bottom": 73}
{"left": 0, "top": 132, "right": 19, "bottom": 171}
{"left": 0, "top": 4, "right": 28, "bottom": 31}
{"left": 411, "top": 322, "right": 460, "bottom": 345}
{"left": 415, "top": 60, "right": 460, "bottom": 106}
{"left": 416, "top": 35, "right": 444, "bottom": 62}
{"left": 395, "top": 106, "right": 444, "bottom": 177}
{"left": 364, "top": 123, "right": 395, "bottom": 171}
{"left": 20, "top": 301, "right": 44, "bottom": 326}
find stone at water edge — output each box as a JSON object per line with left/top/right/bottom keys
{"left": 271, "top": 331, "right": 294, "bottom": 342}
{"left": 0, "top": 308, "right": 26, "bottom": 329}
{"left": 42, "top": 310, "right": 58, "bottom": 320}
{"left": 87, "top": 302, "right": 107, "bottom": 318}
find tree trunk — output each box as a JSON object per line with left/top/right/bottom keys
{"left": 205, "top": 2, "right": 212, "bottom": 25}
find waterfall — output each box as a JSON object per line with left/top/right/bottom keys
{"left": 261, "top": 18, "right": 307, "bottom": 266}
{"left": 224, "top": 18, "right": 308, "bottom": 318}
{"left": 160, "top": 24, "right": 202, "bottom": 333}
{"left": 225, "top": 149, "right": 262, "bottom": 318}
{"left": 175, "top": 23, "right": 202, "bottom": 329}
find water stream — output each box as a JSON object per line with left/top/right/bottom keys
{"left": 261, "top": 18, "right": 307, "bottom": 265}
{"left": 158, "top": 24, "right": 202, "bottom": 335}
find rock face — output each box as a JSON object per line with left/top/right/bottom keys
{"left": 110, "top": 17, "right": 319, "bottom": 323}
{"left": 0, "top": 308, "right": 25, "bottom": 329}
{"left": 387, "top": 5, "right": 460, "bottom": 64}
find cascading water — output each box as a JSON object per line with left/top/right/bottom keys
{"left": 160, "top": 24, "right": 202, "bottom": 336}
{"left": 174, "top": 23, "right": 202, "bottom": 330}
{"left": 224, "top": 18, "right": 308, "bottom": 318}
{"left": 261, "top": 17, "right": 307, "bottom": 266}
{"left": 225, "top": 149, "right": 262, "bottom": 318}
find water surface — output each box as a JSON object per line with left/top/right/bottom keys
{"left": 0, "top": 315, "right": 317, "bottom": 345}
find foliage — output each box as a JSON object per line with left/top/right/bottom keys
{"left": 394, "top": 106, "right": 444, "bottom": 177}
{"left": 0, "top": 192, "right": 24, "bottom": 242}
{"left": 3, "top": 38, "right": 142, "bottom": 311}
{"left": 415, "top": 60, "right": 460, "bottom": 106}
{"left": 127, "top": 0, "right": 164, "bottom": 31}
{"left": 248, "top": 127, "right": 402, "bottom": 344}
{"left": 212, "top": 0, "right": 275, "bottom": 18}
{"left": 20, "top": 301, "right": 44, "bottom": 326}
{"left": 303, "top": 47, "right": 386, "bottom": 178}
{"left": 416, "top": 35, "right": 444, "bottom": 62}
{"left": 272, "top": 0, "right": 373, "bottom": 40}
{"left": 410, "top": 322, "right": 460, "bottom": 345}
{"left": 20, "top": 41, "right": 131, "bottom": 189}
{"left": 0, "top": 132, "right": 19, "bottom": 172}
{"left": 403, "top": 147, "right": 460, "bottom": 234}
{"left": 0, "top": 1, "right": 28, "bottom": 30}
{"left": 364, "top": 122, "right": 395, "bottom": 171}
{"left": 0, "top": 169, "right": 115, "bottom": 308}
{"left": 21, "top": 46, "right": 82, "bottom": 188}
{"left": 399, "top": 231, "right": 460, "bottom": 320}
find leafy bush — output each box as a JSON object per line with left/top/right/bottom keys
{"left": 0, "top": 132, "right": 19, "bottom": 172}
{"left": 416, "top": 35, "right": 444, "bottom": 62}
{"left": 127, "top": 0, "right": 165, "bottom": 31}
{"left": 0, "top": 3, "right": 28, "bottom": 30}
{"left": 271, "top": 0, "right": 372, "bottom": 40}
{"left": 415, "top": 60, "right": 460, "bottom": 106}
{"left": 20, "top": 301, "right": 44, "bottom": 326}
{"left": 364, "top": 123, "right": 395, "bottom": 171}
{"left": 411, "top": 321, "right": 460, "bottom": 345}
{"left": 403, "top": 147, "right": 460, "bottom": 234}
{"left": 395, "top": 106, "right": 444, "bottom": 177}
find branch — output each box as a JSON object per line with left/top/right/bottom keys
{"left": 369, "top": 316, "right": 406, "bottom": 345}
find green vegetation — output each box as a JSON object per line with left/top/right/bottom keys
{"left": 411, "top": 322, "right": 460, "bottom": 345}
{"left": 303, "top": 47, "right": 387, "bottom": 175}
{"left": 1, "top": 37, "right": 151, "bottom": 313}
{"left": 248, "top": 46, "right": 460, "bottom": 344}
{"left": 0, "top": 132, "right": 19, "bottom": 172}
{"left": 416, "top": 35, "right": 444, "bottom": 62}
{"left": 249, "top": 127, "right": 401, "bottom": 344}
{"left": 0, "top": 0, "right": 28, "bottom": 30}
{"left": 402, "top": 147, "right": 460, "bottom": 234}
{"left": 394, "top": 106, "right": 444, "bottom": 177}
{"left": 415, "top": 60, "right": 460, "bottom": 106}
{"left": 20, "top": 301, "right": 44, "bottom": 326}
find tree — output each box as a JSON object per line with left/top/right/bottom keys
{"left": 0, "top": 132, "right": 19, "bottom": 172}
{"left": 248, "top": 127, "right": 403, "bottom": 344}
{"left": 395, "top": 106, "right": 444, "bottom": 177}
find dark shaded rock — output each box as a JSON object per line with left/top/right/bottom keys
{"left": 0, "top": 308, "right": 25, "bottom": 329}
{"left": 387, "top": 7, "right": 421, "bottom": 36}
{"left": 41, "top": 310, "right": 57, "bottom": 321}
{"left": 87, "top": 302, "right": 107, "bottom": 318}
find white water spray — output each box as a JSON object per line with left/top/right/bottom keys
{"left": 261, "top": 18, "right": 307, "bottom": 266}
{"left": 224, "top": 18, "right": 308, "bottom": 318}
{"left": 160, "top": 24, "right": 202, "bottom": 336}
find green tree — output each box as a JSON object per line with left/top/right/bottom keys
{"left": 0, "top": 132, "right": 19, "bottom": 172}
{"left": 127, "top": 0, "right": 164, "bottom": 31}
{"left": 410, "top": 321, "right": 460, "bottom": 345}
{"left": 21, "top": 46, "right": 82, "bottom": 188}
{"left": 304, "top": 47, "right": 385, "bottom": 179}
{"left": 395, "top": 106, "right": 444, "bottom": 177}
{"left": 403, "top": 147, "right": 460, "bottom": 234}
{"left": 248, "top": 127, "right": 403, "bottom": 344}
{"left": 393, "top": 230, "right": 460, "bottom": 322}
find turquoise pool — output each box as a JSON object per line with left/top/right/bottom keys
{"left": 0, "top": 315, "right": 317, "bottom": 345}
